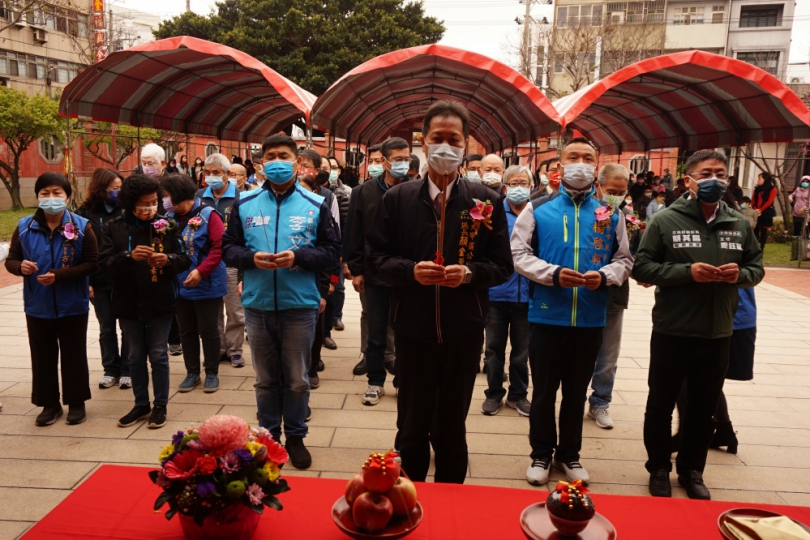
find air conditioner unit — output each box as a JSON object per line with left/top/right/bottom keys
{"left": 32, "top": 28, "right": 48, "bottom": 43}
{"left": 13, "top": 18, "right": 27, "bottom": 28}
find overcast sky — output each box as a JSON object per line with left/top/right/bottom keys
{"left": 121, "top": 0, "right": 809, "bottom": 69}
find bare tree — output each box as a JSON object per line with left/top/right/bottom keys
{"left": 543, "top": 20, "right": 602, "bottom": 98}
{"left": 598, "top": 22, "right": 663, "bottom": 77}
{"left": 742, "top": 142, "right": 810, "bottom": 230}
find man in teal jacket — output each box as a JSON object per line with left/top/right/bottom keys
{"left": 512, "top": 138, "right": 633, "bottom": 487}
{"left": 222, "top": 134, "right": 341, "bottom": 470}
{"left": 633, "top": 149, "right": 763, "bottom": 500}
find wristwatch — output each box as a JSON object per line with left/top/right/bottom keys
{"left": 462, "top": 265, "right": 472, "bottom": 284}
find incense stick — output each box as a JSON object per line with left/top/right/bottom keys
{"left": 259, "top": 210, "right": 271, "bottom": 252}
{"left": 437, "top": 182, "right": 448, "bottom": 267}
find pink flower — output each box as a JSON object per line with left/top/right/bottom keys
{"left": 62, "top": 222, "right": 76, "bottom": 241}
{"left": 197, "top": 415, "right": 250, "bottom": 456}
{"left": 219, "top": 452, "right": 241, "bottom": 473}
{"left": 595, "top": 206, "right": 612, "bottom": 222}
{"left": 188, "top": 216, "right": 203, "bottom": 228}
{"left": 469, "top": 199, "right": 494, "bottom": 221}
{"left": 187, "top": 439, "right": 208, "bottom": 452}
{"left": 155, "top": 470, "right": 172, "bottom": 489}
{"left": 153, "top": 219, "right": 169, "bottom": 232}
{"left": 163, "top": 449, "right": 203, "bottom": 480}
{"left": 626, "top": 214, "right": 641, "bottom": 225}
{"left": 247, "top": 484, "right": 265, "bottom": 506}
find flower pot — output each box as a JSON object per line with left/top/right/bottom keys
{"left": 178, "top": 504, "right": 261, "bottom": 540}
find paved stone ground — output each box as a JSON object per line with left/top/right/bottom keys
{"left": 0, "top": 276, "right": 809, "bottom": 539}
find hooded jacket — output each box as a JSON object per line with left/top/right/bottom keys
{"left": 632, "top": 196, "right": 764, "bottom": 339}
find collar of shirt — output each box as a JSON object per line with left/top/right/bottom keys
{"left": 688, "top": 193, "right": 719, "bottom": 223}
{"left": 427, "top": 175, "right": 456, "bottom": 201}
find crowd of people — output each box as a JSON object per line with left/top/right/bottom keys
{"left": 5, "top": 99, "right": 777, "bottom": 502}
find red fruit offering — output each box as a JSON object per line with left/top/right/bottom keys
{"left": 345, "top": 473, "right": 368, "bottom": 507}
{"left": 352, "top": 492, "right": 394, "bottom": 533}
{"left": 384, "top": 476, "right": 418, "bottom": 516}
{"left": 362, "top": 451, "right": 400, "bottom": 493}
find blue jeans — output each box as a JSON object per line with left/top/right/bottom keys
{"left": 484, "top": 302, "right": 530, "bottom": 402}
{"left": 90, "top": 288, "right": 129, "bottom": 378}
{"left": 120, "top": 315, "right": 173, "bottom": 408}
{"left": 324, "top": 273, "right": 346, "bottom": 338}
{"left": 334, "top": 272, "right": 345, "bottom": 320}
{"left": 364, "top": 282, "right": 393, "bottom": 387}
{"left": 589, "top": 309, "right": 624, "bottom": 409}
{"left": 245, "top": 307, "right": 316, "bottom": 440}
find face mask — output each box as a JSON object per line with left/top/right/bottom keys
{"left": 506, "top": 186, "right": 530, "bottom": 204}
{"left": 548, "top": 171, "right": 561, "bottom": 187}
{"left": 106, "top": 190, "right": 119, "bottom": 205}
{"left": 206, "top": 176, "right": 224, "bottom": 190}
{"left": 368, "top": 164, "right": 384, "bottom": 179}
{"left": 741, "top": 204, "right": 747, "bottom": 209}
{"left": 134, "top": 205, "right": 158, "bottom": 221}
{"left": 142, "top": 166, "right": 159, "bottom": 178}
{"left": 601, "top": 194, "right": 624, "bottom": 207}
{"left": 264, "top": 160, "right": 295, "bottom": 184}
{"left": 482, "top": 172, "right": 502, "bottom": 189}
{"left": 162, "top": 197, "right": 176, "bottom": 214}
{"left": 694, "top": 177, "right": 728, "bottom": 204}
{"left": 39, "top": 197, "right": 66, "bottom": 215}
{"left": 625, "top": 198, "right": 633, "bottom": 204}
{"left": 195, "top": 161, "right": 202, "bottom": 166}
{"left": 329, "top": 170, "right": 339, "bottom": 184}
{"left": 540, "top": 174, "right": 549, "bottom": 186}
{"left": 390, "top": 162, "right": 410, "bottom": 179}
{"left": 562, "top": 162, "right": 596, "bottom": 190}
{"left": 802, "top": 182, "right": 810, "bottom": 189}
{"left": 644, "top": 193, "right": 653, "bottom": 199}
{"left": 427, "top": 143, "right": 464, "bottom": 175}
{"left": 467, "top": 171, "right": 481, "bottom": 183}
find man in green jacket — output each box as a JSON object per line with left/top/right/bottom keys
{"left": 633, "top": 149, "right": 763, "bottom": 501}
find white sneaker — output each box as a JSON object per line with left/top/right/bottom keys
{"left": 119, "top": 376, "right": 132, "bottom": 390}
{"left": 362, "top": 385, "right": 385, "bottom": 406}
{"left": 98, "top": 376, "right": 119, "bottom": 389}
{"left": 526, "top": 456, "right": 552, "bottom": 485}
{"left": 553, "top": 458, "right": 590, "bottom": 485}
{"left": 588, "top": 406, "right": 614, "bottom": 429}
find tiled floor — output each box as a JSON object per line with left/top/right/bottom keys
{"left": 1, "top": 276, "right": 810, "bottom": 538}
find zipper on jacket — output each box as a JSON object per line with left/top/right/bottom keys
{"left": 563, "top": 214, "right": 569, "bottom": 243}
{"left": 572, "top": 204, "right": 581, "bottom": 327}
{"left": 421, "top": 197, "right": 443, "bottom": 344}
{"left": 274, "top": 195, "right": 281, "bottom": 313}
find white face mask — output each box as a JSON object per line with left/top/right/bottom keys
{"left": 427, "top": 143, "right": 464, "bottom": 176}
{"left": 562, "top": 162, "right": 596, "bottom": 190}
{"left": 467, "top": 171, "right": 481, "bottom": 183}
{"left": 601, "top": 194, "right": 624, "bottom": 207}
{"left": 482, "top": 172, "right": 502, "bottom": 189}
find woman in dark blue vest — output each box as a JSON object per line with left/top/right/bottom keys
{"left": 5, "top": 173, "right": 99, "bottom": 426}
{"left": 77, "top": 168, "right": 129, "bottom": 390}
{"left": 161, "top": 174, "right": 227, "bottom": 393}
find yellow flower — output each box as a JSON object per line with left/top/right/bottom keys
{"left": 246, "top": 441, "right": 262, "bottom": 456}
{"left": 263, "top": 462, "right": 280, "bottom": 482}
{"left": 158, "top": 444, "right": 175, "bottom": 463}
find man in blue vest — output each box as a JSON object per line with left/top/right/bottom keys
{"left": 512, "top": 137, "right": 632, "bottom": 487}
{"left": 222, "top": 134, "right": 341, "bottom": 469}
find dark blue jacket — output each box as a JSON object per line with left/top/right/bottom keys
{"left": 489, "top": 199, "right": 530, "bottom": 303}
{"left": 170, "top": 201, "right": 227, "bottom": 301}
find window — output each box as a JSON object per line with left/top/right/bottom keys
{"left": 739, "top": 5, "right": 781, "bottom": 27}
{"left": 674, "top": 6, "right": 704, "bottom": 25}
{"left": 557, "top": 4, "right": 603, "bottom": 27}
{"left": 711, "top": 5, "right": 725, "bottom": 24}
{"left": 205, "top": 144, "right": 219, "bottom": 157}
{"left": 0, "top": 50, "right": 79, "bottom": 81}
{"left": 629, "top": 155, "right": 648, "bottom": 174}
{"left": 606, "top": 1, "right": 664, "bottom": 25}
{"left": 39, "top": 135, "right": 64, "bottom": 164}
{"left": 737, "top": 51, "right": 779, "bottom": 76}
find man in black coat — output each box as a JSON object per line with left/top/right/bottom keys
{"left": 366, "top": 100, "right": 513, "bottom": 483}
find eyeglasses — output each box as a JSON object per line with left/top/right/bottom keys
{"left": 506, "top": 181, "right": 531, "bottom": 188}
{"left": 688, "top": 172, "right": 728, "bottom": 180}
{"left": 385, "top": 157, "right": 410, "bottom": 164}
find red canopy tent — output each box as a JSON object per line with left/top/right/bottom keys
{"left": 58, "top": 37, "right": 316, "bottom": 143}
{"left": 553, "top": 50, "right": 810, "bottom": 155}
{"left": 309, "top": 44, "right": 561, "bottom": 150}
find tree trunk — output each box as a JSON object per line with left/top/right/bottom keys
{"left": 9, "top": 172, "right": 23, "bottom": 210}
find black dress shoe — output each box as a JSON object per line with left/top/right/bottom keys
{"left": 649, "top": 469, "right": 672, "bottom": 497}
{"left": 710, "top": 421, "right": 738, "bottom": 454}
{"left": 333, "top": 318, "right": 344, "bottom": 331}
{"left": 66, "top": 403, "right": 87, "bottom": 425}
{"left": 323, "top": 337, "right": 337, "bottom": 350}
{"left": 353, "top": 358, "right": 368, "bottom": 375}
{"left": 678, "top": 470, "right": 711, "bottom": 500}
{"left": 35, "top": 405, "right": 63, "bottom": 426}
{"left": 317, "top": 359, "right": 325, "bottom": 372}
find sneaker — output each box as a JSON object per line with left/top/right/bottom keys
{"left": 317, "top": 359, "right": 325, "bottom": 372}
{"left": 481, "top": 398, "right": 503, "bottom": 416}
{"left": 305, "top": 406, "right": 312, "bottom": 422}
{"left": 168, "top": 344, "right": 182, "bottom": 356}
{"left": 203, "top": 373, "right": 219, "bottom": 393}
{"left": 384, "top": 357, "right": 396, "bottom": 375}
{"left": 219, "top": 353, "right": 230, "bottom": 363}
{"left": 285, "top": 435, "right": 312, "bottom": 469}
{"left": 230, "top": 354, "right": 245, "bottom": 368}
{"left": 99, "top": 375, "right": 119, "bottom": 389}
{"left": 333, "top": 318, "right": 344, "bottom": 331}
{"left": 178, "top": 374, "right": 201, "bottom": 392}
{"left": 66, "top": 403, "right": 87, "bottom": 425}
{"left": 119, "top": 376, "right": 132, "bottom": 389}
{"left": 506, "top": 398, "right": 531, "bottom": 417}
{"left": 353, "top": 358, "right": 368, "bottom": 375}
{"left": 35, "top": 405, "right": 63, "bottom": 426}
{"left": 362, "top": 385, "right": 385, "bottom": 406}
{"left": 323, "top": 337, "right": 337, "bottom": 350}
{"left": 118, "top": 405, "right": 151, "bottom": 427}
{"left": 588, "top": 406, "right": 614, "bottom": 429}
{"left": 148, "top": 405, "right": 167, "bottom": 429}
{"left": 526, "top": 456, "right": 552, "bottom": 485}
{"left": 553, "top": 458, "right": 590, "bottom": 485}
{"left": 310, "top": 374, "right": 320, "bottom": 389}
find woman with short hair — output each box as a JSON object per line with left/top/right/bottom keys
{"left": 5, "top": 173, "right": 99, "bottom": 426}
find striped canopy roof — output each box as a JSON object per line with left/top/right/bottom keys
{"left": 309, "top": 44, "right": 561, "bottom": 150}
{"left": 554, "top": 50, "right": 810, "bottom": 155}
{"left": 59, "top": 37, "right": 316, "bottom": 143}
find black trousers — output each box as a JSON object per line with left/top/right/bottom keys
{"left": 175, "top": 297, "right": 222, "bottom": 376}
{"left": 308, "top": 310, "right": 325, "bottom": 378}
{"left": 644, "top": 331, "right": 730, "bottom": 474}
{"left": 26, "top": 313, "right": 91, "bottom": 407}
{"left": 396, "top": 333, "right": 483, "bottom": 484}
{"left": 529, "top": 323, "right": 602, "bottom": 461}
{"left": 168, "top": 315, "right": 181, "bottom": 346}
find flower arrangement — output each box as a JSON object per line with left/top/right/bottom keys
{"left": 469, "top": 199, "right": 494, "bottom": 231}
{"left": 187, "top": 216, "right": 203, "bottom": 229}
{"left": 149, "top": 415, "right": 290, "bottom": 528}
{"left": 61, "top": 222, "right": 76, "bottom": 241}
{"left": 595, "top": 205, "right": 614, "bottom": 223}
{"left": 152, "top": 218, "right": 176, "bottom": 236}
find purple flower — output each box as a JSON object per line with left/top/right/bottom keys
{"left": 233, "top": 449, "right": 254, "bottom": 467}
{"left": 171, "top": 431, "right": 185, "bottom": 446}
{"left": 187, "top": 439, "right": 208, "bottom": 452}
{"left": 196, "top": 480, "right": 216, "bottom": 497}
{"left": 247, "top": 483, "right": 265, "bottom": 506}
{"left": 219, "top": 452, "right": 241, "bottom": 473}
{"left": 156, "top": 470, "right": 172, "bottom": 490}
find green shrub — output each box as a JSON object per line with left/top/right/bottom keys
{"left": 767, "top": 219, "right": 792, "bottom": 244}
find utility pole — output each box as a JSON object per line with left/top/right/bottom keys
{"left": 186, "top": 0, "right": 191, "bottom": 12}
{"left": 521, "top": 0, "right": 533, "bottom": 79}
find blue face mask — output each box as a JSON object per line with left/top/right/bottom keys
{"left": 39, "top": 197, "right": 66, "bottom": 215}
{"left": 390, "top": 162, "right": 410, "bottom": 179}
{"left": 695, "top": 177, "right": 728, "bottom": 204}
{"left": 802, "top": 182, "right": 809, "bottom": 189}
{"left": 264, "top": 161, "right": 295, "bottom": 184}
{"left": 506, "top": 186, "right": 530, "bottom": 205}
{"left": 106, "top": 190, "right": 119, "bottom": 205}
{"left": 206, "top": 176, "right": 224, "bottom": 190}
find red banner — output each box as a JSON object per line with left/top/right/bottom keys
{"left": 95, "top": 47, "right": 107, "bottom": 63}
{"left": 93, "top": 0, "right": 104, "bottom": 12}
{"left": 93, "top": 14, "right": 104, "bottom": 29}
